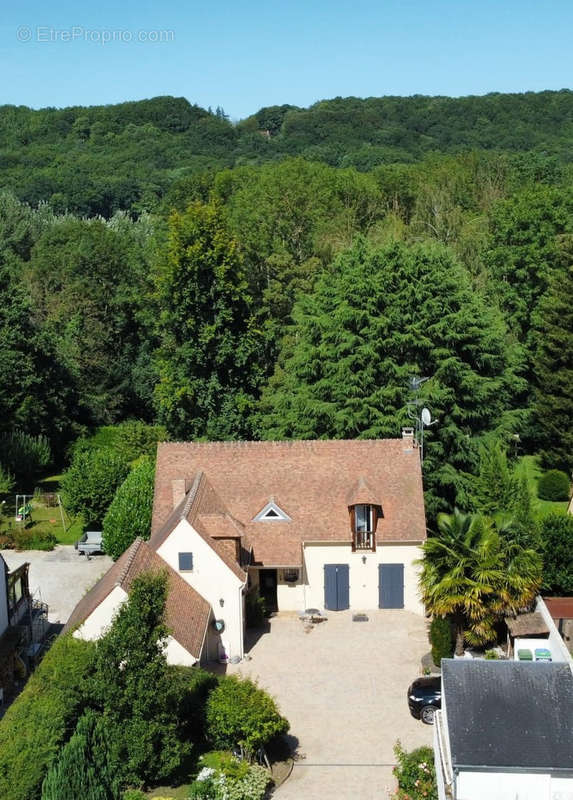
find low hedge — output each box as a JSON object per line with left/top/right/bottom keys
{"left": 429, "top": 616, "right": 453, "bottom": 665}
{"left": 0, "top": 634, "right": 94, "bottom": 800}
{"left": 538, "top": 469, "right": 570, "bottom": 502}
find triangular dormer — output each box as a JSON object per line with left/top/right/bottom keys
{"left": 253, "top": 500, "right": 291, "bottom": 522}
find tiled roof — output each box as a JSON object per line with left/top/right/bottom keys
{"left": 543, "top": 597, "right": 573, "bottom": 620}
{"left": 152, "top": 439, "right": 426, "bottom": 567}
{"left": 64, "top": 539, "right": 211, "bottom": 660}
{"left": 149, "top": 473, "right": 248, "bottom": 582}
{"left": 505, "top": 611, "right": 549, "bottom": 637}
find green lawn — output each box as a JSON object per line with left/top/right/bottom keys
{"left": 0, "top": 473, "right": 84, "bottom": 547}
{"left": 516, "top": 455, "right": 569, "bottom": 519}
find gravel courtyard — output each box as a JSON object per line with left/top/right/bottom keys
{"left": 1, "top": 546, "right": 113, "bottom": 624}
{"left": 227, "top": 610, "right": 433, "bottom": 800}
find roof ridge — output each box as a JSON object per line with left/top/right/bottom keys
{"left": 159, "top": 438, "right": 403, "bottom": 448}
{"left": 181, "top": 471, "right": 203, "bottom": 520}
{"left": 116, "top": 537, "right": 144, "bottom": 587}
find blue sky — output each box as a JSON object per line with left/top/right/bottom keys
{"left": 1, "top": 0, "right": 572, "bottom": 120}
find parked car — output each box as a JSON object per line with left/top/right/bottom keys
{"left": 74, "top": 531, "right": 104, "bottom": 555}
{"left": 407, "top": 675, "right": 441, "bottom": 724}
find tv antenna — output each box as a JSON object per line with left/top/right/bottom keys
{"left": 407, "top": 376, "right": 437, "bottom": 464}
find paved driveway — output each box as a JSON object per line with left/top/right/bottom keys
{"left": 1, "top": 546, "right": 113, "bottom": 624}
{"left": 228, "top": 610, "right": 433, "bottom": 800}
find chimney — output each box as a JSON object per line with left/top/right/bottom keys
{"left": 402, "top": 427, "right": 415, "bottom": 451}
{"left": 172, "top": 479, "right": 187, "bottom": 509}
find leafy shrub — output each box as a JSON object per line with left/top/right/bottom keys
{"left": 170, "top": 667, "right": 219, "bottom": 746}
{"left": 189, "top": 757, "right": 270, "bottom": 800}
{"left": 245, "top": 591, "right": 267, "bottom": 628}
{"left": 540, "top": 512, "right": 573, "bottom": 594}
{"left": 115, "top": 420, "right": 168, "bottom": 461}
{"left": 0, "top": 430, "right": 51, "bottom": 483}
{"left": 206, "top": 676, "right": 289, "bottom": 758}
{"left": 0, "top": 634, "right": 94, "bottom": 800}
{"left": 102, "top": 457, "right": 155, "bottom": 559}
{"left": 11, "top": 526, "right": 56, "bottom": 551}
{"left": 538, "top": 469, "right": 570, "bottom": 501}
{"left": 41, "top": 710, "right": 116, "bottom": 800}
{"left": 429, "top": 616, "right": 453, "bottom": 665}
{"left": 60, "top": 447, "right": 129, "bottom": 526}
{"left": 0, "top": 463, "right": 14, "bottom": 493}
{"left": 392, "top": 741, "right": 437, "bottom": 800}
{"left": 122, "top": 792, "right": 147, "bottom": 800}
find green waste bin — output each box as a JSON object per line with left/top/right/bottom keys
{"left": 517, "top": 648, "right": 533, "bottom": 661}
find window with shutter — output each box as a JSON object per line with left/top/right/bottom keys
{"left": 178, "top": 552, "right": 193, "bottom": 571}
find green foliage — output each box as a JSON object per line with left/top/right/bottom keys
{"left": 122, "top": 792, "right": 147, "bottom": 800}
{"left": 199, "top": 751, "right": 249, "bottom": 780}
{"left": 0, "top": 463, "right": 14, "bottom": 493}
{"left": 531, "top": 264, "right": 573, "bottom": 473}
{"left": 245, "top": 592, "right": 267, "bottom": 628}
{"left": 429, "top": 616, "right": 453, "bottom": 665}
{"left": 102, "top": 457, "right": 155, "bottom": 559}
{"left": 114, "top": 420, "right": 168, "bottom": 461}
{"left": 169, "top": 667, "right": 219, "bottom": 746}
{"left": 153, "top": 201, "right": 264, "bottom": 440}
{"left": 0, "top": 430, "right": 52, "bottom": 483}
{"left": 190, "top": 756, "right": 270, "bottom": 800}
{"left": 206, "top": 676, "right": 289, "bottom": 758}
{"left": 392, "top": 741, "right": 437, "bottom": 800}
{"left": 88, "top": 571, "right": 191, "bottom": 789}
{"left": 259, "top": 239, "right": 521, "bottom": 518}
{"left": 538, "top": 469, "right": 570, "bottom": 502}
{"left": 419, "top": 510, "right": 542, "bottom": 652}
{"left": 539, "top": 512, "right": 573, "bottom": 594}
{"left": 470, "top": 439, "right": 517, "bottom": 516}
{"left": 0, "top": 634, "right": 94, "bottom": 800}
{"left": 9, "top": 526, "right": 57, "bottom": 551}
{"left": 60, "top": 447, "right": 129, "bottom": 525}
{"left": 41, "top": 710, "right": 115, "bottom": 800}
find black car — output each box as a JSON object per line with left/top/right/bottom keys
{"left": 407, "top": 676, "right": 441, "bottom": 724}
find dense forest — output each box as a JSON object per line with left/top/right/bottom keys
{"left": 1, "top": 90, "right": 572, "bottom": 520}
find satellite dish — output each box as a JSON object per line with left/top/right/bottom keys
{"left": 421, "top": 408, "right": 432, "bottom": 426}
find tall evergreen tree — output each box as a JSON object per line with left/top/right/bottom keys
{"left": 259, "top": 239, "right": 523, "bottom": 517}
{"left": 470, "top": 439, "right": 517, "bottom": 516}
{"left": 153, "top": 201, "right": 263, "bottom": 440}
{"left": 531, "top": 264, "right": 573, "bottom": 473}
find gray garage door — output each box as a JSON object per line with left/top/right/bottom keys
{"left": 379, "top": 563, "right": 404, "bottom": 608}
{"left": 324, "top": 564, "right": 350, "bottom": 611}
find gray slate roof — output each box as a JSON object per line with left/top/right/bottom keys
{"left": 442, "top": 659, "right": 573, "bottom": 770}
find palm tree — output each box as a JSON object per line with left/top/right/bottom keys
{"left": 418, "top": 509, "right": 542, "bottom": 655}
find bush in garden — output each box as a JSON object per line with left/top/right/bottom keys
{"left": 206, "top": 675, "right": 289, "bottom": 758}
{"left": 538, "top": 469, "right": 570, "bottom": 502}
{"left": 102, "top": 457, "right": 155, "bottom": 559}
{"left": 60, "top": 446, "right": 129, "bottom": 526}
{"left": 122, "top": 792, "right": 148, "bottom": 800}
{"left": 392, "top": 741, "right": 437, "bottom": 800}
{"left": 11, "top": 526, "right": 57, "bottom": 551}
{"left": 0, "top": 463, "right": 14, "bottom": 493}
{"left": 0, "top": 634, "right": 94, "bottom": 800}
{"left": 170, "top": 667, "right": 219, "bottom": 746}
{"left": 41, "top": 710, "right": 116, "bottom": 800}
{"left": 540, "top": 512, "right": 573, "bottom": 595}
{"left": 189, "top": 756, "right": 271, "bottom": 800}
{"left": 245, "top": 591, "right": 267, "bottom": 628}
{"left": 115, "top": 420, "right": 168, "bottom": 461}
{"left": 0, "top": 430, "right": 51, "bottom": 483}
{"left": 429, "top": 616, "right": 453, "bottom": 665}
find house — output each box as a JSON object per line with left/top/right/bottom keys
{"left": 0, "top": 556, "right": 33, "bottom": 697}
{"left": 65, "top": 434, "right": 427, "bottom": 664}
{"left": 150, "top": 435, "right": 426, "bottom": 662}
{"left": 434, "top": 659, "right": 573, "bottom": 800}
{"left": 65, "top": 538, "right": 211, "bottom": 666}
{"left": 543, "top": 597, "right": 573, "bottom": 653}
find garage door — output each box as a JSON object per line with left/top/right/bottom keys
{"left": 379, "top": 563, "right": 404, "bottom": 608}
{"left": 324, "top": 564, "right": 349, "bottom": 611}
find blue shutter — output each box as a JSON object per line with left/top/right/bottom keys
{"left": 379, "top": 563, "right": 404, "bottom": 608}
{"left": 324, "top": 564, "right": 350, "bottom": 611}
{"left": 178, "top": 552, "right": 193, "bottom": 571}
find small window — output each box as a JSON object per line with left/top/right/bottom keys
{"left": 253, "top": 501, "right": 291, "bottom": 522}
{"left": 283, "top": 568, "right": 299, "bottom": 583}
{"left": 355, "top": 504, "right": 373, "bottom": 533}
{"left": 178, "top": 552, "right": 193, "bottom": 571}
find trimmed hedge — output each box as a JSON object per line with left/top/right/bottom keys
{"left": 429, "top": 616, "right": 453, "bottom": 665}
{"left": 102, "top": 457, "right": 155, "bottom": 559}
{"left": 538, "top": 469, "right": 570, "bottom": 502}
{"left": 0, "top": 634, "right": 94, "bottom": 800}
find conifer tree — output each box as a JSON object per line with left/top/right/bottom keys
{"left": 531, "top": 264, "right": 573, "bottom": 473}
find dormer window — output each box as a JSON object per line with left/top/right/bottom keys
{"left": 253, "top": 501, "right": 291, "bottom": 522}
{"left": 350, "top": 503, "right": 381, "bottom": 551}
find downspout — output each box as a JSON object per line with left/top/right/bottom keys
{"left": 239, "top": 576, "right": 247, "bottom": 659}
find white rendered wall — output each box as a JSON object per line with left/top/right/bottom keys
{"left": 157, "top": 519, "right": 244, "bottom": 659}
{"left": 276, "top": 570, "right": 306, "bottom": 610}
{"left": 73, "top": 585, "right": 128, "bottom": 641}
{"left": 535, "top": 596, "right": 573, "bottom": 666}
{"left": 0, "top": 570, "right": 8, "bottom": 637}
{"left": 456, "top": 770, "right": 555, "bottom": 800}
{"left": 302, "top": 542, "right": 424, "bottom": 613}
{"left": 165, "top": 635, "right": 198, "bottom": 666}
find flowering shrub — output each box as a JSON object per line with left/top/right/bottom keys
{"left": 188, "top": 753, "right": 271, "bottom": 800}
{"left": 392, "top": 741, "right": 437, "bottom": 800}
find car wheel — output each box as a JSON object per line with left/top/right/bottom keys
{"left": 420, "top": 705, "right": 436, "bottom": 725}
